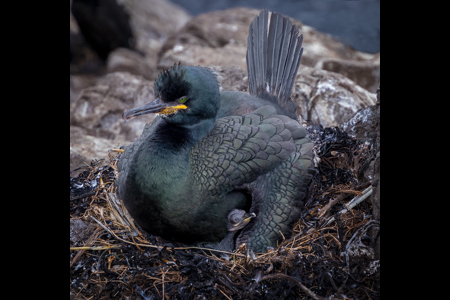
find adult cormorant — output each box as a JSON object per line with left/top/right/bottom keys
{"left": 116, "top": 9, "right": 315, "bottom": 253}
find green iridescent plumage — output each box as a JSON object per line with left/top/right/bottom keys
{"left": 116, "top": 9, "right": 315, "bottom": 253}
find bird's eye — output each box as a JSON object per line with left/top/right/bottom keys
{"left": 179, "top": 96, "right": 187, "bottom": 103}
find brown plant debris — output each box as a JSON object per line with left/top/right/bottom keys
{"left": 70, "top": 126, "right": 379, "bottom": 299}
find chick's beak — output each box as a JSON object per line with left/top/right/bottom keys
{"left": 122, "top": 98, "right": 187, "bottom": 120}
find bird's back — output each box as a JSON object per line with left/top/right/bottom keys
{"left": 218, "top": 91, "right": 288, "bottom": 119}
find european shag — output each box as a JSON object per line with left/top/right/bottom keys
{"left": 116, "top": 9, "right": 316, "bottom": 253}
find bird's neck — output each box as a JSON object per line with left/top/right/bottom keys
{"left": 135, "top": 117, "right": 215, "bottom": 192}
{"left": 152, "top": 116, "right": 215, "bottom": 151}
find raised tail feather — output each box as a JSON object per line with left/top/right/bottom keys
{"left": 246, "top": 9, "right": 303, "bottom": 119}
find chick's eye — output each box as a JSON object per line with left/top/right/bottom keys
{"left": 179, "top": 96, "right": 187, "bottom": 103}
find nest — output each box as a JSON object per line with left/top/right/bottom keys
{"left": 70, "top": 125, "right": 380, "bottom": 300}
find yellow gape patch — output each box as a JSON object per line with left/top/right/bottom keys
{"left": 159, "top": 104, "right": 188, "bottom": 115}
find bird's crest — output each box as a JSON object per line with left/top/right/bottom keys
{"left": 155, "top": 62, "right": 190, "bottom": 102}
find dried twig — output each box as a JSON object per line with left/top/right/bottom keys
{"left": 105, "top": 192, "right": 138, "bottom": 233}
{"left": 318, "top": 193, "right": 347, "bottom": 218}
{"left": 70, "top": 245, "right": 121, "bottom": 251}
{"left": 88, "top": 215, "right": 247, "bottom": 257}
{"left": 70, "top": 226, "right": 103, "bottom": 265}
{"left": 321, "top": 186, "right": 373, "bottom": 228}
{"left": 217, "top": 285, "right": 233, "bottom": 300}
{"left": 90, "top": 216, "right": 164, "bottom": 250}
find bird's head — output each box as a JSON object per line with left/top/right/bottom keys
{"left": 122, "top": 63, "right": 220, "bottom": 127}
{"left": 227, "top": 209, "right": 256, "bottom": 231}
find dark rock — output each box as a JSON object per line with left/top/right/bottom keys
{"left": 70, "top": 4, "right": 104, "bottom": 74}
{"left": 71, "top": 0, "right": 135, "bottom": 61}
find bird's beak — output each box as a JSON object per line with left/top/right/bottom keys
{"left": 229, "top": 212, "right": 256, "bottom": 231}
{"left": 122, "top": 98, "right": 187, "bottom": 120}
